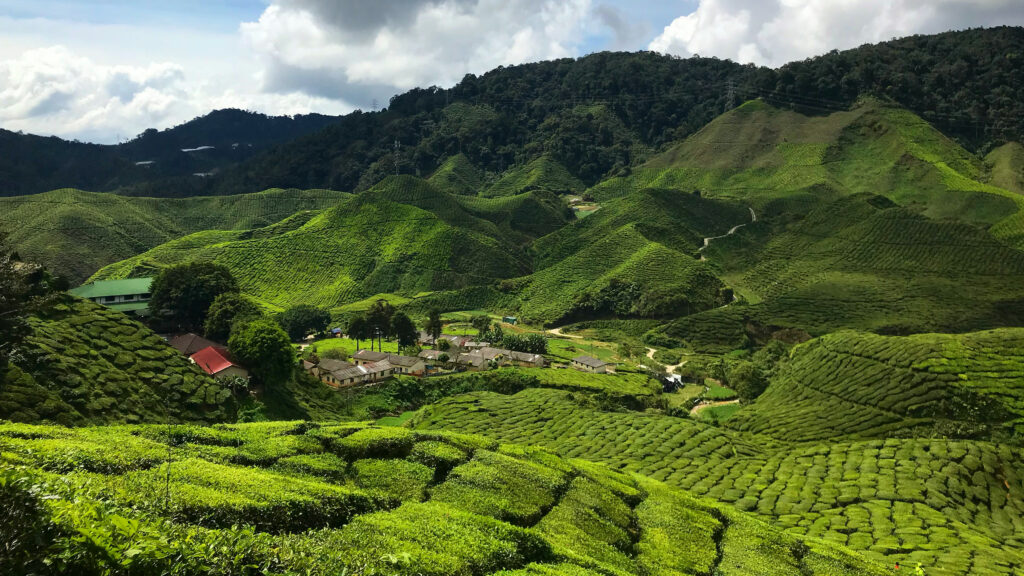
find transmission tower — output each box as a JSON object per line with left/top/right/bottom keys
{"left": 393, "top": 139, "right": 401, "bottom": 175}
{"left": 725, "top": 79, "right": 736, "bottom": 112}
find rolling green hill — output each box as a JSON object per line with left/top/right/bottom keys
{"left": 0, "top": 420, "right": 890, "bottom": 575}
{"left": 416, "top": 387, "right": 1024, "bottom": 575}
{"left": 0, "top": 188, "right": 349, "bottom": 283}
{"left": 428, "top": 154, "right": 486, "bottom": 195}
{"left": 0, "top": 298, "right": 234, "bottom": 425}
{"left": 91, "top": 177, "right": 537, "bottom": 310}
{"left": 728, "top": 329, "right": 1024, "bottom": 443}
{"left": 483, "top": 156, "right": 586, "bottom": 198}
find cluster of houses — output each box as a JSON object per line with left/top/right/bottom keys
{"left": 169, "top": 333, "right": 249, "bottom": 379}
{"left": 305, "top": 350, "right": 427, "bottom": 388}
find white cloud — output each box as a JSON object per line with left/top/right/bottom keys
{"left": 241, "top": 0, "right": 592, "bottom": 105}
{"left": 649, "top": 0, "right": 1024, "bottom": 67}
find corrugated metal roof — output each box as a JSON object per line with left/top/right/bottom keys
{"left": 190, "top": 346, "right": 238, "bottom": 376}
{"left": 69, "top": 278, "right": 153, "bottom": 299}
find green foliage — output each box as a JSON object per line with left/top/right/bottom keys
{"left": 203, "top": 291, "right": 262, "bottom": 342}
{"left": 353, "top": 458, "right": 433, "bottom": 501}
{"left": 391, "top": 311, "right": 418, "bottom": 348}
{"left": 277, "top": 304, "right": 331, "bottom": 341}
{"left": 330, "top": 427, "right": 415, "bottom": 461}
{"left": 149, "top": 261, "right": 237, "bottom": 330}
{"left": 425, "top": 308, "right": 443, "bottom": 342}
{"left": 228, "top": 317, "right": 295, "bottom": 387}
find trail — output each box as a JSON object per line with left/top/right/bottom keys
{"left": 699, "top": 207, "right": 756, "bottom": 262}
{"left": 547, "top": 326, "right": 583, "bottom": 339}
{"left": 690, "top": 399, "right": 740, "bottom": 416}
{"left": 665, "top": 359, "right": 688, "bottom": 374}
{"left": 646, "top": 347, "right": 656, "bottom": 359}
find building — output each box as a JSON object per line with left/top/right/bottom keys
{"left": 69, "top": 278, "right": 154, "bottom": 316}
{"left": 388, "top": 354, "right": 426, "bottom": 376}
{"left": 456, "top": 352, "right": 487, "bottom": 371}
{"left": 323, "top": 360, "right": 394, "bottom": 388}
{"left": 476, "top": 347, "right": 508, "bottom": 362}
{"left": 352, "top": 349, "right": 390, "bottom": 365}
{"left": 352, "top": 350, "right": 424, "bottom": 376}
{"left": 502, "top": 316, "right": 518, "bottom": 325}
{"left": 572, "top": 355, "right": 613, "bottom": 374}
{"left": 190, "top": 346, "right": 249, "bottom": 379}
{"left": 463, "top": 341, "right": 490, "bottom": 351}
{"left": 508, "top": 350, "right": 546, "bottom": 368}
{"left": 169, "top": 333, "right": 219, "bottom": 356}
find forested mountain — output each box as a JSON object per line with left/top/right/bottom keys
{"left": 3, "top": 27, "right": 1023, "bottom": 198}
{"left": 0, "top": 109, "right": 340, "bottom": 196}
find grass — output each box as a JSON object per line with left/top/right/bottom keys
{"left": 0, "top": 420, "right": 890, "bottom": 576}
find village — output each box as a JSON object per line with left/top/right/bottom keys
{"left": 69, "top": 276, "right": 619, "bottom": 392}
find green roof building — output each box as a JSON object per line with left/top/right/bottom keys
{"left": 69, "top": 278, "right": 154, "bottom": 316}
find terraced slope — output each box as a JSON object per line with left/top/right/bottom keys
{"left": 415, "top": 388, "right": 1023, "bottom": 575}
{"left": 92, "top": 177, "right": 534, "bottom": 310}
{"left": 728, "top": 329, "right": 1024, "bottom": 443}
{"left": 652, "top": 193, "right": 1024, "bottom": 351}
{"left": 0, "top": 299, "right": 232, "bottom": 425}
{"left": 0, "top": 420, "right": 889, "bottom": 575}
{"left": 0, "top": 188, "right": 348, "bottom": 282}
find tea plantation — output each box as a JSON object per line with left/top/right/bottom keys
{"left": 414, "top": 388, "right": 1023, "bottom": 575}
{"left": 0, "top": 421, "right": 890, "bottom": 576}
{"left": 0, "top": 299, "right": 233, "bottom": 426}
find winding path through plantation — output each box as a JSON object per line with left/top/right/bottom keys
{"left": 547, "top": 327, "right": 583, "bottom": 339}
{"left": 698, "top": 207, "right": 757, "bottom": 261}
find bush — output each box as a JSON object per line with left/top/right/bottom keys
{"left": 409, "top": 440, "right": 469, "bottom": 480}
{"left": 352, "top": 458, "right": 433, "bottom": 502}
{"left": 331, "top": 427, "right": 415, "bottom": 461}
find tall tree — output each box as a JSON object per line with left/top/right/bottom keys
{"left": 204, "top": 292, "right": 262, "bottom": 342}
{"left": 148, "top": 262, "right": 237, "bottom": 331}
{"left": 347, "top": 315, "right": 370, "bottom": 351}
{"left": 391, "top": 311, "right": 418, "bottom": 349}
{"left": 425, "top": 308, "right": 443, "bottom": 342}
{"left": 365, "top": 299, "right": 395, "bottom": 349}
{"left": 470, "top": 315, "right": 492, "bottom": 336}
{"left": 228, "top": 318, "right": 295, "bottom": 388}
{"left": 277, "top": 305, "right": 331, "bottom": 341}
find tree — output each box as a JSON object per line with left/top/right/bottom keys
{"left": 617, "top": 342, "right": 635, "bottom": 360}
{"left": 391, "top": 311, "right": 418, "bottom": 348}
{"left": 366, "top": 299, "right": 395, "bottom": 348}
{"left": 204, "top": 292, "right": 262, "bottom": 342}
{"left": 470, "top": 315, "right": 492, "bottom": 335}
{"left": 728, "top": 361, "right": 768, "bottom": 403}
{"left": 149, "top": 262, "right": 237, "bottom": 330}
{"left": 425, "top": 308, "right": 443, "bottom": 342}
{"left": 228, "top": 318, "right": 295, "bottom": 388}
{"left": 347, "top": 315, "right": 370, "bottom": 351}
{"left": 437, "top": 338, "right": 451, "bottom": 351}
{"left": 277, "top": 304, "right": 331, "bottom": 341}
{"left": 320, "top": 347, "right": 349, "bottom": 361}
{"left": 0, "top": 233, "right": 60, "bottom": 369}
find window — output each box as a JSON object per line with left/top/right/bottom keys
{"left": 102, "top": 296, "right": 116, "bottom": 303}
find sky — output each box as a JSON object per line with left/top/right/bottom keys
{"left": 1, "top": 0, "right": 1022, "bottom": 143}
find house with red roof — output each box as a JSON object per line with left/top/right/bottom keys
{"left": 190, "top": 346, "right": 249, "bottom": 379}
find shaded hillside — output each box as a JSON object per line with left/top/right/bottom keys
{"left": 728, "top": 329, "right": 1024, "bottom": 443}
{"left": 418, "top": 387, "right": 1024, "bottom": 575}
{"left": 91, "top": 177, "right": 537, "bottom": 310}
{"left": 0, "top": 109, "right": 340, "bottom": 196}
{"left": 0, "top": 299, "right": 234, "bottom": 425}
{"left": 0, "top": 188, "right": 348, "bottom": 283}
{"left": 0, "top": 420, "right": 890, "bottom": 575}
